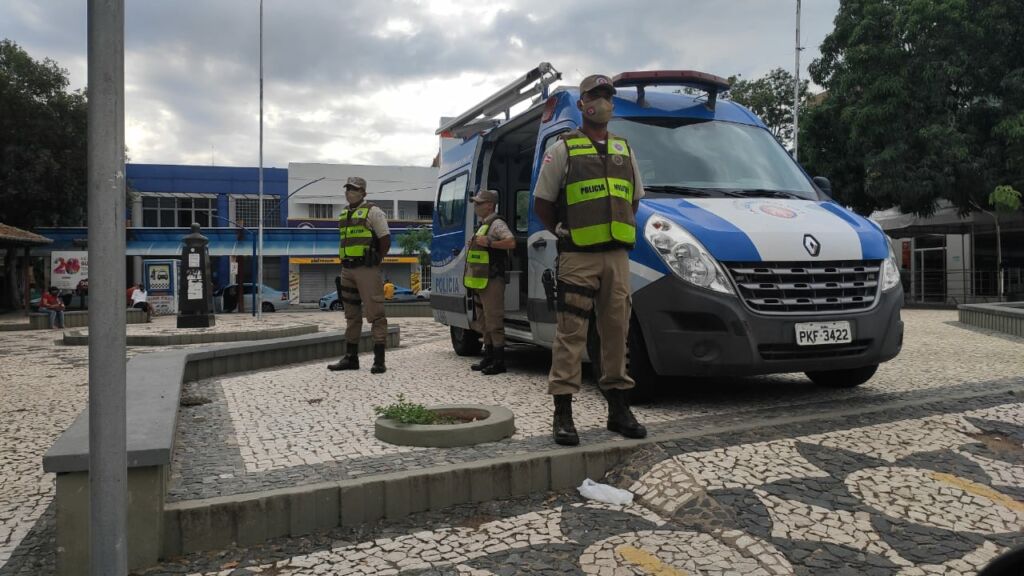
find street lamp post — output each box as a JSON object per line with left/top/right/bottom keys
{"left": 211, "top": 215, "right": 258, "bottom": 316}
{"left": 794, "top": 0, "right": 802, "bottom": 162}
{"left": 257, "top": 0, "right": 265, "bottom": 320}
{"left": 87, "top": 0, "right": 127, "bottom": 573}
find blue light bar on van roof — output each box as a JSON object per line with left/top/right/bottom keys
{"left": 612, "top": 70, "right": 731, "bottom": 111}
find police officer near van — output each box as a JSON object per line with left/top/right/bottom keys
{"left": 464, "top": 189, "right": 516, "bottom": 375}
{"left": 328, "top": 176, "right": 391, "bottom": 374}
{"left": 533, "top": 74, "right": 648, "bottom": 446}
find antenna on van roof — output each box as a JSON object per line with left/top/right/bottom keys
{"left": 612, "top": 70, "right": 731, "bottom": 111}
{"left": 436, "top": 62, "right": 562, "bottom": 138}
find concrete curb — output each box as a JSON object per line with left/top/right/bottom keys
{"left": 958, "top": 302, "right": 1024, "bottom": 338}
{"left": 383, "top": 302, "right": 433, "bottom": 317}
{"left": 28, "top": 308, "right": 148, "bottom": 329}
{"left": 0, "top": 322, "right": 31, "bottom": 331}
{"left": 43, "top": 326, "right": 400, "bottom": 575}
{"left": 160, "top": 382, "right": 1024, "bottom": 559}
{"left": 163, "top": 443, "right": 632, "bottom": 556}
{"left": 60, "top": 323, "right": 319, "bottom": 346}
{"left": 374, "top": 405, "right": 515, "bottom": 448}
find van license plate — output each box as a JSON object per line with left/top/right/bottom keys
{"left": 795, "top": 321, "right": 852, "bottom": 346}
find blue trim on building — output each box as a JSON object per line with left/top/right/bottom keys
{"left": 126, "top": 163, "right": 292, "bottom": 288}
{"left": 36, "top": 227, "right": 421, "bottom": 257}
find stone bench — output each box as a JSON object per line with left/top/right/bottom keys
{"left": 29, "top": 308, "right": 148, "bottom": 329}
{"left": 42, "top": 326, "right": 399, "bottom": 575}
{"left": 958, "top": 302, "right": 1024, "bottom": 338}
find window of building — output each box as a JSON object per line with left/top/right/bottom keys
{"left": 308, "top": 204, "right": 334, "bottom": 219}
{"left": 397, "top": 200, "right": 433, "bottom": 221}
{"left": 235, "top": 198, "right": 281, "bottom": 228}
{"left": 141, "top": 195, "right": 219, "bottom": 228}
{"left": 380, "top": 205, "right": 395, "bottom": 219}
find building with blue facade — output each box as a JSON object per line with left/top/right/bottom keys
{"left": 35, "top": 163, "right": 433, "bottom": 306}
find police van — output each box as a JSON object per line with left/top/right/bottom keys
{"left": 430, "top": 63, "right": 903, "bottom": 396}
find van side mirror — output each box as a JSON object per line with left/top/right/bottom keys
{"left": 812, "top": 176, "right": 833, "bottom": 196}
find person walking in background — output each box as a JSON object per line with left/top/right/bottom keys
{"left": 39, "top": 286, "right": 65, "bottom": 329}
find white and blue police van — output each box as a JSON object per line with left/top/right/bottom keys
{"left": 430, "top": 63, "right": 903, "bottom": 397}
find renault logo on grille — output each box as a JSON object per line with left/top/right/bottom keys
{"left": 803, "top": 234, "right": 821, "bottom": 257}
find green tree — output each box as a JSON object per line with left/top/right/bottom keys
{"left": 0, "top": 39, "right": 88, "bottom": 308}
{"left": 396, "top": 226, "right": 432, "bottom": 268}
{"left": 977, "top": 185, "right": 1022, "bottom": 297}
{"left": 727, "top": 68, "right": 812, "bottom": 147}
{"left": 0, "top": 39, "right": 88, "bottom": 227}
{"left": 801, "top": 0, "right": 1024, "bottom": 216}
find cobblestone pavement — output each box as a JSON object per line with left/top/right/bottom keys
{"left": 167, "top": 310, "right": 1024, "bottom": 503}
{"left": 0, "top": 311, "right": 445, "bottom": 573}
{"left": 137, "top": 395, "right": 1023, "bottom": 575}
{"left": 2, "top": 310, "right": 1022, "bottom": 575}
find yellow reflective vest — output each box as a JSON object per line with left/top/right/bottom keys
{"left": 464, "top": 222, "right": 492, "bottom": 290}
{"left": 560, "top": 131, "right": 636, "bottom": 249}
{"left": 338, "top": 204, "right": 375, "bottom": 261}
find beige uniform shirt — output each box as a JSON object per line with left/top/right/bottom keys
{"left": 347, "top": 200, "right": 390, "bottom": 238}
{"left": 480, "top": 213, "right": 513, "bottom": 241}
{"left": 534, "top": 136, "right": 646, "bottom": 203}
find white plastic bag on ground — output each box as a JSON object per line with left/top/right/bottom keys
{"left": 577, "top": 478, "right": 634, "bottom": 506}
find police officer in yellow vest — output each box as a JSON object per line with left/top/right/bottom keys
{"left": 464, "top": 189, "right": 516, "bottom": 375}
{"left": 534, "top": 74, "right": 648, "bottom": 446}
{"left": 327, "top": 176, "right": 391, "bottom": 374}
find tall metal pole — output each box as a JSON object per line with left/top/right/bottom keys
{"left": 257, "top": 0, "right": 265, "bottom": 320}
{"left": 793, "top": 0, "right": 802, "bottom": 161}
{"left": 87, "top": 0, "right": 127, "bottom": 573}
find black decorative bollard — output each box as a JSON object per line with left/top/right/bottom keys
{"left": 177, "top": 223, "right": 216, "bottom": 328}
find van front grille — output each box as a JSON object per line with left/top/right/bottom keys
{"left": 725, "top": 260, "right": 881, "bottom": 314}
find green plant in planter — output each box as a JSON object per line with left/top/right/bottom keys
{"left": 373, "top": 394, "right": 456, "bottom": 425}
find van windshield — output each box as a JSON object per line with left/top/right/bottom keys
{"left": 610, "top": 118, "right": 818, "bottom": 200}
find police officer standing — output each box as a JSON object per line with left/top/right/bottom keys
{"left": 328, "top": 176, "right": 391, "bottom": 374}
{"left": 533, "top": 74, "right": 648, "bottom": 446}
{"left": 464, "top": 189, "right": 516, "bottom": 375}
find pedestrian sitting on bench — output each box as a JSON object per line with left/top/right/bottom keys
{"left": 40, "top": 286, "right": 65, "bottom": 329}
{"left": 130, "top": 282, "right": 154, "bottom": 322}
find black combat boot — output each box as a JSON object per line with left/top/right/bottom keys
{"left": 481, "top": 346, "right": 506, "bottom": 375}
{"left": 327, "top": 343, "right": 360, "bottom": 371}
{"left": 471, "top": 345, "right": 493, "bottom": 371}
{"left": 605, "top": 388, "right": 647, "bottom": 439}
{"left": 552, "top": 394, "right": 580, "bottom": 446}
{"left": 370, "top": 343, "right": 386, "bottom": 374}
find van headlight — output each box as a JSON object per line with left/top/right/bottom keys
{"left": 644, "top": 216, "right": 734, "bottom": 294}
{"left": 881, "top": 241, "right": 901, "bottom": 291}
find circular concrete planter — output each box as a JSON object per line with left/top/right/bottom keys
{"left": 374, "top": 405, "right": 515, "bottom": 448}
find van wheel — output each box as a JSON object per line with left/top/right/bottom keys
{"left": 451, "top": 326, "right": 482, "bottom": 356}
{"left": 805, "top": 364, "right": 878, "bottom": 388}
{"left": 329, "top": 301, "right": 341, "bottom": 311}
{"left": 587, "top": 316, "right": 659, "bottom": 403}
{"left": 261, "top": 302, "right": 275, "bottom": 313}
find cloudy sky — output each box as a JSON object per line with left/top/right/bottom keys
{"left": 3, "top": 0, "right": 839, "bottom": 168}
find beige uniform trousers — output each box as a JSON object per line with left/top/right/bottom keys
{"left": 470, "top": 277, "right": 505, "bottom": 347}
{"left": 340, "top": 265, "right": 388, "bottom": 345}
{"left": 548, "top": 249, "right": 634, "bottom": 395}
